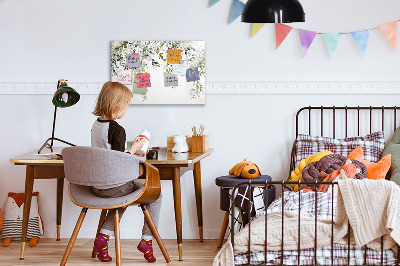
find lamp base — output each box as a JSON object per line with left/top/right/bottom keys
{"left": 38, "top": 137, "right": 76, "bottom": 154}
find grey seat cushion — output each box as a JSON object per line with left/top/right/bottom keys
{"left": 69, "top": 180, "right": 145, "bottom": 208}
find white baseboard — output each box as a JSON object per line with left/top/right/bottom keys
{"left": 1, "top": 81, "right": 400, "bottom": 94}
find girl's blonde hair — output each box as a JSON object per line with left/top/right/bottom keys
{"left": 93, "top": 82, "right": 133, "bottom": 120}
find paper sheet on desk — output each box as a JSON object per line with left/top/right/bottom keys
{"left": 31, "top": 153, "right": 63, "bottom": 159}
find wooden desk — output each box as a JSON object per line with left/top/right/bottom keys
{"left": 9, "top": 148, "right": 64, "bottom": 259}
{"left": 10, "top": 147, "right": 213, "bottom": 261}
{"left": 146, "top": 148, "right": 213, "bottom": 260}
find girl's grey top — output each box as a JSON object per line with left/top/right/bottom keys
{"left": 91, "top": 118, "right": 144, "bottom": 189}
{"left": 91, "top": 118, "right": 126, "bottom": 152}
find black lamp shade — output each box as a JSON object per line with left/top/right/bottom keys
{"left": 242, "top": 0, "right": 305, "bottom": 23}
{"left": 52, "top": 84, "right": 80, "bottom": 108}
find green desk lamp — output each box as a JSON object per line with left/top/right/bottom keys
{"left": 38, "top": 79, "right": 80, "bottom": 154}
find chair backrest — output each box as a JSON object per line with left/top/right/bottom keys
{"left": 62, "top": 146, "right": 145, "bottom": 187}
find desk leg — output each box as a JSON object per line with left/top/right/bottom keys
{"left": 193, "top": 161, "right": 203, "bottom": 242}
{"left": 56, "top": 178, "right": 64, "bottom": 241}
{"left": 172, "top": 167, "right": 183, "bottom": 261}
{"left": 20, "top": 165, "right": 34, "bottom": 259}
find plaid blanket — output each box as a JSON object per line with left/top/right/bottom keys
{"left": 234, "top": 191, "right": 397, "bottom": 265}
{"left": 235, "top": 244, "right": 397, "bottom": 265}
{"left": 266, "top": 190, "right": 336, "bottom": 220}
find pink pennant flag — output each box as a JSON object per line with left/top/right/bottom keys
{"left": 378, "top": 21, "right": 398, "bottom": 50}
{"left": 275, "top": 23, "right": 293, "bottom": 49}
{"left": 298, "top": 29, "right": 318, "bottom": 58}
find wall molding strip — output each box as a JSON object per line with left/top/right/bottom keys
{"left": 0, "top": 81, "right": 399, "bottom": 95}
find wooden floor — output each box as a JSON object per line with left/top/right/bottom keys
{"left": 0, "top": 239, "right": 221, "bottom": 265}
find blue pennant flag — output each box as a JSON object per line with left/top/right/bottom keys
{"left": 209, "top": 0, "right": 221, "bottom": 7}
{"left": 323, "top": 33, "right": 341, "bottom": 58}
{"left": 351, "top": 29, "right": 371, "bottom": 55}
{"left": 229, "top": 0, "right": 245, "bottom": 23}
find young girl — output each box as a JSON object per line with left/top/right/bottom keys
{"left": 91, "top": 81, "right": 162, "bottom": 263}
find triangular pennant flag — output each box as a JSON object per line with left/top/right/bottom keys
{"left": 209, "top": 0, "right": 220, "bottom": 7}
{"left": 323, "top": 33, "right": 341, "bottom": 58}
{"left": 351, "top": 29, "right": 370, "bottom": 55}
{"left": 378, "top": 21, "right": 398, "bottom": 50}
{"left": 275, "top": 23, "right": 293, "bottom": 49}
{"left": 229, "top": 0, "right": 245, "bottom": 24}
{"left": 298, "top": 29, "right": 317, "bottom": 58}
{"left": 251, "top": 23, "right": 266, "bottom": 38}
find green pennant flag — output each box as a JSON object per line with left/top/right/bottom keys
{"left": 209, "top": 0, "right": 221, "bottom": 7}
{"left": 323, "top": 33, "right": 341, "bottom": 58}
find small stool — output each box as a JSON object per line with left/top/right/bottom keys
{"left": 215, "top": 175, "right": 275, "bottom": 248}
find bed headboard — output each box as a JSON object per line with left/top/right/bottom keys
{"left": 290, "top": 106, "right": 400, "bottom": 179}
{"left": 295, "top": 106, "right": 400, "bottom": 138}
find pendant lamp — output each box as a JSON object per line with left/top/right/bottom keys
{"left": 38, "top": 79, "right": 80, "bottom": 154}
{"left": 241, "top": 0, "right": 305, "bottom": 23}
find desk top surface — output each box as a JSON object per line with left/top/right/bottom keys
{"left": 10, "top": 147, "right": 214, "bottom": 166}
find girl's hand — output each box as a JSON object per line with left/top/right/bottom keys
{"left": 134, "top": 149, "right": 149, "bottom": 157}
{"left": 129, "top": 137, "right": 147, "bottom": 154}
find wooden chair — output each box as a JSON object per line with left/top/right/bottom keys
{"left": 60, "top": 146, "right": 171, "bottom": 265}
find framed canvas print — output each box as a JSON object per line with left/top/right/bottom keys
{"left": 111, "top": 41, "right": 205, "bottom": 105}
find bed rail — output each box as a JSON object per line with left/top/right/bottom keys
{"left": 231, "top": 106, "right": 400, "bottom": 265}
{"left": 230, "top": 180, "right": 400, "bottom": 266}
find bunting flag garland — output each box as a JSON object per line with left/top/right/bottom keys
{"left": 275, "top": 23, "right": 293, "bottom": 49}
{"left": 378, "top": 21, "right": 398, "bottom": 50}
{"left": 251, "top": 23, "right": 266, "bottom": 38}
{"left": 351, "top": 29, "right": 370, "bottom": 55}
{"left": 209, "top": 0, "right": 220, "bottom": 7}
{"left": 229, "top": 0, "right": 245, "bottom": 24}
{"left": 209, "top": 6, "right": 400, "bottom": 57}
{"left": 323, "top": 33, "right": 341, "bottom": 58}
{"left": 298, "top": 30, "right": 317, "bottom": 58}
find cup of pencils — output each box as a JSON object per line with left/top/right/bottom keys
{"left": 191, "top": 124, "right": 209, "bottom": 152}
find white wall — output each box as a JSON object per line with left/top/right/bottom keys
{"left": 1, "top": 0, "right": 400, "bottom": 239}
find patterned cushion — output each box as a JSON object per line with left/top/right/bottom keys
{"left": 295, "top": 131, "right": 385, "bottom": 166}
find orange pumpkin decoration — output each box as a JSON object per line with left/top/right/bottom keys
{"left": 348, "top": 146, "right": 391, "bottom": 180}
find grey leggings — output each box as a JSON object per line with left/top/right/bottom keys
{"left": 92, "top": 180, "right": 162, "bottom": 240}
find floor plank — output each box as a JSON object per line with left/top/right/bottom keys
{"left": 0, "top": 239, "right": 221, "bottom": 265}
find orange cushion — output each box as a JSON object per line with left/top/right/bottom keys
{"left": 347, "top": 146, "right": 391, "bottom": 180}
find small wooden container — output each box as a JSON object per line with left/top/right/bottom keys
{"left": 191, "top": 135, "right": 209, "bottom": 153}
{"left": 167, "top": 135, "right": 192, "bottom": 151}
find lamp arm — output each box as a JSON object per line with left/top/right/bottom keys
{"left": 37, "top": 79, "right": 76, "bottom": 154}
{"left": 50, "top": 79, "right": 61, "bottom": 148}
{"left": 38, "top": 106, "right": 75, "bottom": 154}
{"left": 50, "top": 105, "right": 57, "bottom": 148}
{"left": 38, "top": 137, "right": 76, "bottom": 154}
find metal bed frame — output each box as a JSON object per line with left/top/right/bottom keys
{"left": 230, "top": 106, "right": 400, "bottom": 266}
